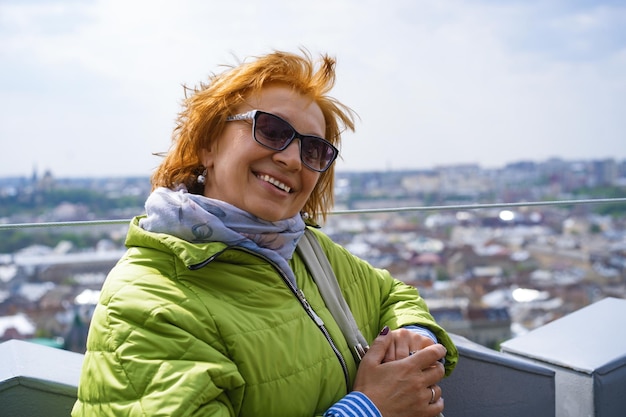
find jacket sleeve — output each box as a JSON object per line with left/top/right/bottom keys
{"left": 309, "top": 228, "right": 458, "bottom": 376}
{"left": 72, "top": 253, "right": 244, "bottom": 417}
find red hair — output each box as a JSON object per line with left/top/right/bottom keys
{"left": 151, "top": 49, "right": 356, "bottom": 222}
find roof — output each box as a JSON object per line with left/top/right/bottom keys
{"left": 501, "top": 297, "right": 626, "bottom": 373}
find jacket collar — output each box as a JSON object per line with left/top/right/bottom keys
{"left": 126, "top": 216, "right": 229, "bottom": 267}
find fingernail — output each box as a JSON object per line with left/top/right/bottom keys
{"left": 379, "top": 326, "right": 390, "bottom": 336}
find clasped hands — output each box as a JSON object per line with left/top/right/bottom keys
{"left": 353, "top": 326, "right": 447, "bottom": 417}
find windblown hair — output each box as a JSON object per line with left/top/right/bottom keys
{"left": 151, "top": 49, "right": 356, "bottom": 222}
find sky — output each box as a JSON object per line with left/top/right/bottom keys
{"left": 1, "top": 0, "right": 625, "bottom": 178}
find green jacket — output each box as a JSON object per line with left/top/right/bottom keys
{"left": 73, "top": 216, "right": 457, "bottom": 417}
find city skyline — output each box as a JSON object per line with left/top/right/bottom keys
{"left": 2, "top": 154, "right": 621, "bottom": 182}
{"left": 1, "top": 0, "right": 625, "bottom": 178}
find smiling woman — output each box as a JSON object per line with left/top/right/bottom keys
{"left": 150, "top": 49, "right": 355, "bottom": 223}
{"left": 198, "top": 85, "right": 326, "bottom": 222}
{"left": 71, "top": 50, "right": 457, "bottom": 417}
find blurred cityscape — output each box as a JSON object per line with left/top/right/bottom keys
{"left": 1, "top": 157, "right": 625, "bottom": 353}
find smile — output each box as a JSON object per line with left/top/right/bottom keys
{"left": 257, "top": 174, "right": 292, "bottom": 193}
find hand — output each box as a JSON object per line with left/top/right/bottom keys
{"left": 353, "top": 327, "right": 446, "bottom": 417}
{"left": 382, "top": 327, "right": 436, "bottom": 363}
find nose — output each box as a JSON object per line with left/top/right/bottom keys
{"left": 273, "top": 139, "right": 302, "bottom": 170}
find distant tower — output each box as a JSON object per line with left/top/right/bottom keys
{"left": 38, "top": 169, "right": 55, "bottom": 191}
{"left": 31, "top": 165, "right": 38, "bottom": 184}
{"left": 592, "top": 159, "right": 617, "bottom": 186}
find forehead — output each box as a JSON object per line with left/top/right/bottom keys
{"left": 243, "top": 85, "right": 325, "bottom": 136}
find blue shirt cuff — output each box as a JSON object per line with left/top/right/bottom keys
{"left": 402, "top": 324, "right": 438, "bottom": 344}
{"left": 324, "top": 391, "right": 382, "bottom": 417}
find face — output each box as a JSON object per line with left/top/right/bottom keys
{"left": 201, "top": 85, "right": 325, "bottom": 222}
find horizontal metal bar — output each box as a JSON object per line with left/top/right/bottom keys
{"left": 330, "top": 197, "right": 626, "bottom": 215}
{"left": 1, "top": 197, "right": 625, "bottom": 230}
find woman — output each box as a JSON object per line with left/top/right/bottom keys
{"left": 72, "top": 50, "right": 457, "bottom": 417}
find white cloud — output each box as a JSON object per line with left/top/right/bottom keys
{"left": 0, "top": 0, "right": 625, "bottom": 177}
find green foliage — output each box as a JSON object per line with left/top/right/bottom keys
{"left": 436, "top": 266, "right": 449, "bottom": 281}
{"left": 571, "top": 186, "right": 626, "bottom": 216}
{"left": 0, "top": 183, "right": 142, "bottom": 252}
{"left": 0, "top": 187, "right": 145, "bottom": 217}
{"left": 0, "top": 229, "right": 115, "bottom": 253}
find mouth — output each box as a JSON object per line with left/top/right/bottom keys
{"left": 256, "top": 173, "right": 292, "bottom": 193}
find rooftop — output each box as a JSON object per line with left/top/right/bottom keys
{"left": 1, "top": 185, "right": 625, "bottom": 415}
{"left": 2, "top": 297, "right": 625, "bottom": 416}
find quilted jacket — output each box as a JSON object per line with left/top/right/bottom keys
{"left": 72, "top": 216, "right": 457, "bottom": 416}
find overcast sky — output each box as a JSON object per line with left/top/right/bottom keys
{"left": 1, "top": 0, "right": 625, "bottom": 178}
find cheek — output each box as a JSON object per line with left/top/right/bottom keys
{"left": 203, "top": 125, "right": 249, "bottom": 166}
{"left": 303, "top": 173, "right": 321, "bottom": 196}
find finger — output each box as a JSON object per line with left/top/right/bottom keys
{"left": 363, "top": 326, "right": 393, "bottom": 364}
{"left": 407, "top": 343, "right": 447, "bottom": 370}
{"left": 414, "top": 335, "right": 436, "bottom": 350}
{"left": 386, "top": 329, "right": 435, "bottom": 362}
{"left": 428, "top": 385, "right": 445, "bottom": 412}
{"left": 420, "top": 357, "right": 446, "bottom": 381}
{"left": 407, "top": 334, "right": 436, "bottom": 359}
{"left": 390, "top": 328, "right": 411, "bottom": 360}
{"left": 383, "top": 335, "right": 407, "bottom": 363}
{"left": 427, "top": 384, "right": 443, "bottom": 405}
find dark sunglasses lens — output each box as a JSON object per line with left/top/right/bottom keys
{"left": 254, "top": 113, "right": 293, "bottom": 149}
{"left": 302, "top": 138, "right": 336, "bottom": 171}
{"left": 254, "top": 111, "right": 336, "bottom": 172}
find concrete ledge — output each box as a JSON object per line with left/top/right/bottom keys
{"left": 0, "top": 339, "right": 83, "bottom": 417}
{"left": 501, "top": 297, "right": 626, "bottom": 417}
{"left": 440, "top": 333, "right": 555, "bottom": 417}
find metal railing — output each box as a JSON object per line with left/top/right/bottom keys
{"left": 1, "top": 197, "right": 625, "bottom": 230}
{"left": 2, "top": 196, "right": 625, "bottom": 417}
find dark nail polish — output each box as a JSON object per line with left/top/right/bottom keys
{"left": 379, "top": 326, "right": 390, "bottom": 336}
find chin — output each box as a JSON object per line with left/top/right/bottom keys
{"left": 247, "top": 200, "right": 300, "bottom": 222}
{"left": 254, "top": 210, "right": 294, "bottom": 222}
{"left": 258, "top": 214, "right": 287, "bottom": 222}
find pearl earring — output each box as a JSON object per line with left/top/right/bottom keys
{"left": 197, "top": 169, "right": 207, "bottom": 185}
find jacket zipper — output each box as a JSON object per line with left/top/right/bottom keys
{"left": 294, "top": 287, "right": 351, "bottom": 392}
{"left": 189, "top": 247, "right": 352, "bottom": 393}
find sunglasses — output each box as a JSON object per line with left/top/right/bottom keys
{"left": 226, "top": 110, "right": 338, "bottom": 172}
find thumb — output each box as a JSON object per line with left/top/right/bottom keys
{"left": 363, "top": 326, "right": 393, "bottom": 364}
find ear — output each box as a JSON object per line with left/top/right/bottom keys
{"left": 200, "top": 148, "right": 215, "bottom": 169}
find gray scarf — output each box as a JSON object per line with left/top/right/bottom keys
{"left": 140, "top": 186, "right": 305, "bottom": 285}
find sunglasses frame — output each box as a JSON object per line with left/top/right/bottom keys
{"left": 226, "top": 110, "right": 338, "bottom": 172}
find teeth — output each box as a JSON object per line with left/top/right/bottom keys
{"left": 258, "top": 174, "right": 291, "bottom": 193}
